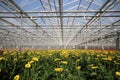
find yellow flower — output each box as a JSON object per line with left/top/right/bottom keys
{"left": 0, "top": 57, "right": 6, "bottom": 60}
{"left": 89, "top": 64, "right": 94, "bottom": 67}
{"left": 114, "top": 61, "right": 120, "bottom": 64}
{"left": 104, "top": 51, "right": 108, "bottom": 54}
{"left": 32, "top": 57, "right": 39, "bottom": 61}
{"left": 76, "top": 66, "right": 81, "bottom": 70}
{"left": 27, "top": 52, "right": 31, "bottom": 55}
{"left": 0, "top": 69, "right": 1, "bottom": 72}
{"left": 87, "top": 57, "right": 91, "bottom": 61}
{"left": 97, "top": 54, "right": 100, "bottom": 57}
{"left": 54, "top": 68, "right": 63, "bottom": 72}
{"left": 28, "top": 60, "right": 34, "bottom": 64}
{"left": 91, "top": 66, "right": 99, "bottom": 69}
{"left": 116, "top": 71, "right": 120, "bottom": 76}
{"left": 95, "top": 58, "right": 99, "bottom": 60}
{"left": 61, "top": 61, "right": 68, "bottom": 65}
{"left": 3, "top": 51, "right": 8, "bottom": 55}
{"left": 13, "top": 75, "right": 20, "bottom": 80}
{"left": 25, "top": 63, "right": 31, "bottom": 68}
{"left": 10, "top": 53, "right": 15, "bottom": 55}
{"left": 14, "top": 58, "right": 17, "bottom": 62}
{"left": 107, "top": 57, "right": 112, "bottom": 61}
{"left": 102, "top": 58, "right": 108, "bottom": 60}
{"left": 89, "top": 64, "right": 98, "bottom": 69}
{"left": 60, "top": 51, "right": 69, "bottom": 58}
{"left": 54, "top": 58, "right": 61, "bottom": 61}
{"left": 102, "top": 57, "right": 112, "bottom": 61}
{"left": 117, "top": 56, "right": 120, "bottom": 58}
{"left": 76, "top": 59, "right": 81, "bottom": 62}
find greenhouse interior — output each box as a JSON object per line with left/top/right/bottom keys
{"left": 0, "top": 0, "right": 120, "bottom": 80}
{"left": 0, "top": 0, "right": 120, "bottom": 50}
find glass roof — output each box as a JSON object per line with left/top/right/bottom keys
{"left": 0, "top": 0, "right": 120, "bottom": 49}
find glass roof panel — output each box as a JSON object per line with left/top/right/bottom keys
{"left": 0, "top": 0, "right": 120, "bottom": 49}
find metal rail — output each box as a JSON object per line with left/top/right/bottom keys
{"left": 0, "top": 10, "right": 120, "bottom": 13}
{"left": 66, "top": 0, "right": 118, "bottom": 48}
{"left": 0, "top": 15, "right": 119, "bottom": 18}
{"left": 59, "top": 0, "right": 64, "bottom": 46}
{"left": 9, "top": 0, "right": 58, "bottom": 45}
{"left": 0, "top": 24, "right": 119, "bottom": 27}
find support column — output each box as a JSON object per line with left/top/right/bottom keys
{"left": 116, "top": 32, "right": 120, "bottom": 50}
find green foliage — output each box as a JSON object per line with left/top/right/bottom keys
{"left": 0, "top": 50, "right": 120, "bottom": 80}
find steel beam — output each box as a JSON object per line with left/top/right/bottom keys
{"left": 0, "top": 24, "right": 119, "bottom": 27}
{"left": 79, "top": 20, "right": 120, "bottom": 45}
{"left": 59, "top": 0, "right": 64, "bottom": 46}
{"left": 81, "top": 31, "right": 119, "bottom": 44}
{"left": 0, "top": 18, "right": 37, "bottom": 36}
{"left": 116, "top": 32, "right": 120, "bottom": 50}
{"left": 8, "top": 0, "right": 57, "bottom": 44}
{"left": 0, "top": 15, "right": 120, "bottom": 18}
{"left": 66, "top": 0, "right": 117, "bottom": 47}
{"left": 0, "top": 10, "right": 120, "bottom": 14}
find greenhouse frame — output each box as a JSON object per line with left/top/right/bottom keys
{"left": 0, "top": 0, "right": 120, "bottom": 50}
{"left": 1, "top": 0, "right": 120, "bottom": 80}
